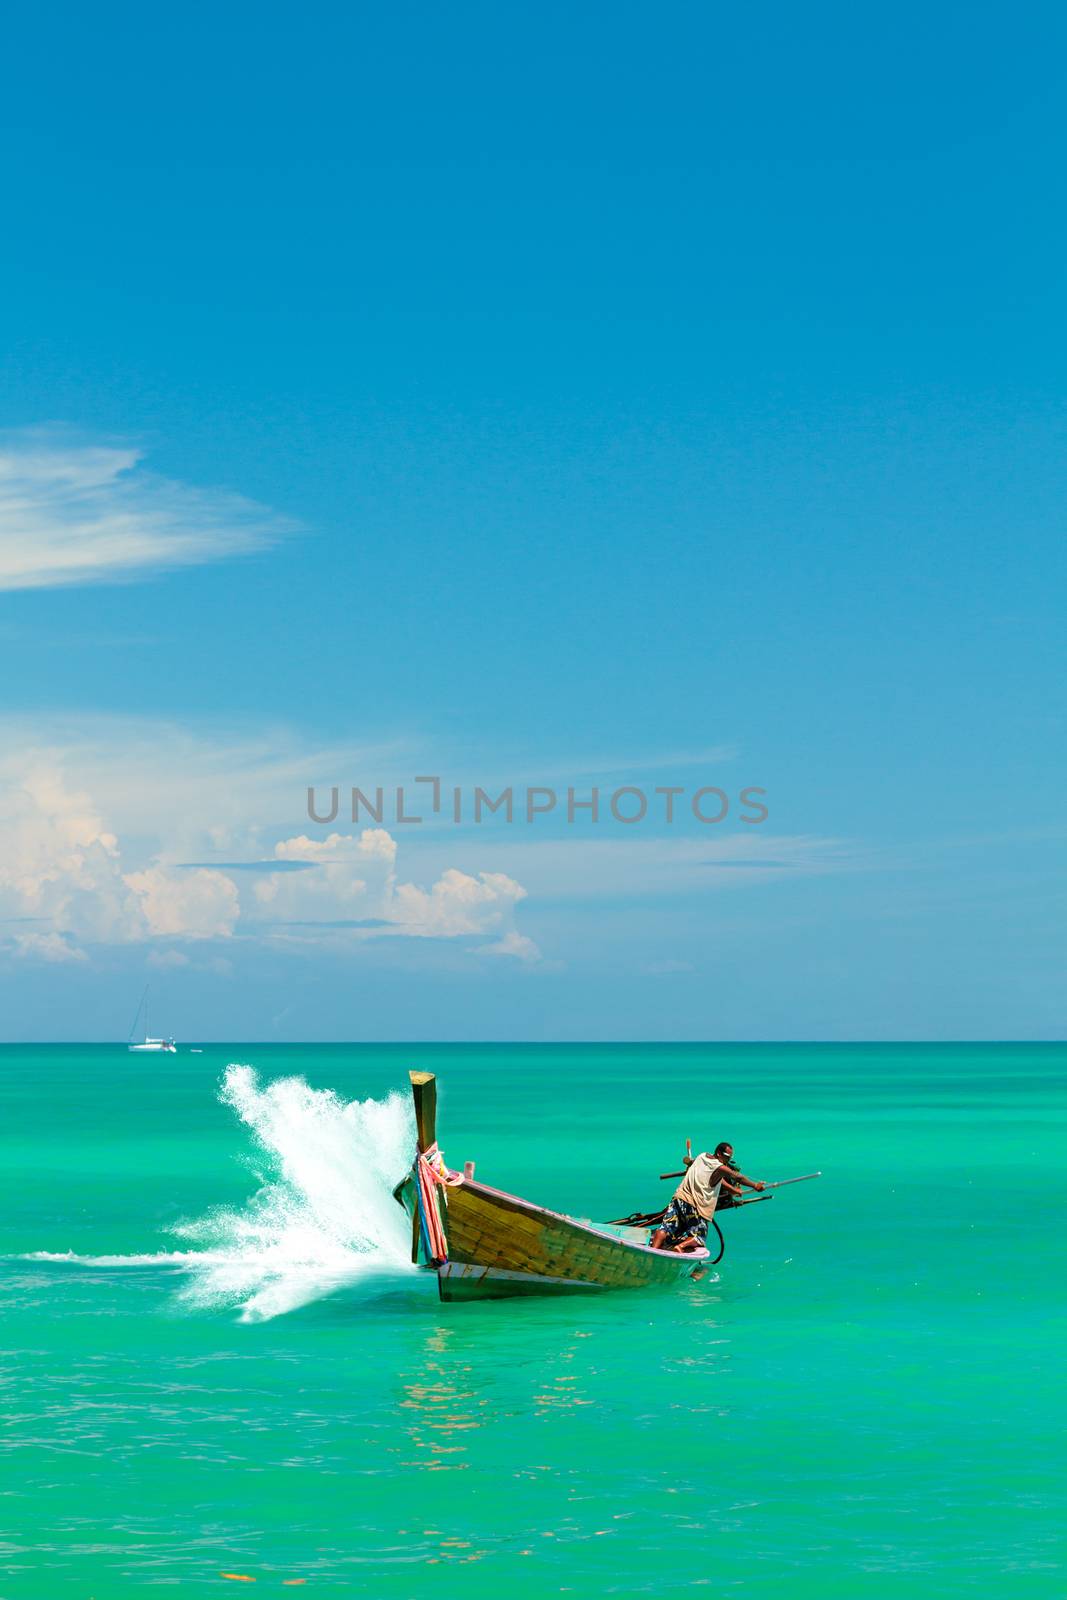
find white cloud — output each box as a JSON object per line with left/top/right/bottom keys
{"left": 123, "top": 865, "right": 240, "bottom": 940}
{"left": 477, "top": 930, "right": 543, "bottom": 963}
{"left": 250, "top": 831, "right": 393, "bottom": 923}
{"left": 0, "top": 717, "right": 846, "bottom": 971}
{"left": 257, "top": 834, "right": 531, "bottom": 949}
{"left": 147, "top": 948, "right": 233, "bottom": 976}
{"left": 147, "top": 949, "right": 191, "bottom": 970}
{"left": 12, "top": 931, "right": 87, "bottom": 963}
{"left": 274, "top": 830, "right": 397, "bottom": 865}
{"left": 391, "top": 867, "right": 527, "bottom": 939}
{"left": 0, "top": 760, "right": 142, "bottom": 944}
{"left": 0, "top": 429, "right": 294, "bottom": 591}
{"left": 0, "top": 734, "right": 538, "bottom": 965}
{"left": 0, "top": 758, "right": 241, "bottom": 952}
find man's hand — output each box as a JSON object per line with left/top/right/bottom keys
{"left": 753, "top": 1181, "right": 766, "bottom": 1191}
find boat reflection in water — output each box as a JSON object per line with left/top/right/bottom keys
{"left": 394, "top": 1323, "right": 492, "bottom": 1566}
{"left": 396, "top": 1323, "right": 488, "bottom": 1472}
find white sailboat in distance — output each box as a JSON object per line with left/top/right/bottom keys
{"left": 127, "top": 986, "right": 177, "bottom": 1053}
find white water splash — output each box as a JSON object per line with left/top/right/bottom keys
{"left": 23, "top": 1065, "right": 417, "bottom": 1322}
{"left": 177, "top": 1064, "right": 416, "bottom": 1319}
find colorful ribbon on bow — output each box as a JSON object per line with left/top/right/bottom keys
{"left": 414, "top": 1142, "right": 464, "bottom": 1265}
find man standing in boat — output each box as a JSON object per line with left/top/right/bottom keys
{"left": 649, "top": 1142, "right": 765, "bottom": 1253}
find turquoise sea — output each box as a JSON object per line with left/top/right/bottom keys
{"left": 1, "top": 1044, "right": 1063, "bottom": 1597}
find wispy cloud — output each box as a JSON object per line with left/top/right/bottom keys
{"left": 0, "top": 429, "right": 295, "bottom": 591}
{"left": 523, "top": 745, "right": 738, "bottom": 780}
{"left": 178, "top": 860, "right": 317, "bottom": 873}
{"left": 699, "top": 858, "right": 795, "bottom": 869}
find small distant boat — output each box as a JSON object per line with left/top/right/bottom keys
{"left": 127, "top": 987, "right": 177, "bottom": 1054}
{"left": 394, "top": 1071, "right": 709, "bottom": 1302}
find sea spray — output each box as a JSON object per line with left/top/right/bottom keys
{"left": 171, "top": 1065, "right": 417, "bottom": 1320}
{"left": 23, "top": 1066, "right": 419, "bottom": 1321}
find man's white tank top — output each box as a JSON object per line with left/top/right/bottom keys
{"left": 675, "top": 1153, "right": 726, "bottom": 1220}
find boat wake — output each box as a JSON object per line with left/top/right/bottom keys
{"left": 22, "top": 1065, "right": 417, "bottom": 1322}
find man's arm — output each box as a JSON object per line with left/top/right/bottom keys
{"left": 727, "top": 1169, "right": 766, "bottom": 1192}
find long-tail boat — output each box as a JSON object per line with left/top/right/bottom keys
{"left": 394, "top": 1070, "right": 710, "bottom": 1302}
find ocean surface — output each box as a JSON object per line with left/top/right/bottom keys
{"left": 0, "top": 1043, "right": 1063, "bottom": 1597}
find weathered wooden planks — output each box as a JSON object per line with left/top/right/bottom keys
{"left": 440, "top": 1178, "right": 702, "bottom": 1296}
{"left": 409, "top": 1071, "right": 437, "bottom": 1153}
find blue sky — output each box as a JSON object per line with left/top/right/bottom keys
{"left": 0, "top": 2, "right": 1064, "bottom": 1039}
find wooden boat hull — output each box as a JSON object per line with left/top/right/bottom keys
{"left": 397, "top": 1168, "right": 708, "bottom": 1302}
{"left": 396, "top": 1069, "right": 708, "bottom": 1302}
